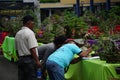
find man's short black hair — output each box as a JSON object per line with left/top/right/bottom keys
{"left": 22, "top": 15, "right": 34, "bottom": 24}
{"left": 53, "top": 35, "right": 67, "bottom": 45}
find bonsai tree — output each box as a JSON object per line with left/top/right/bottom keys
{"left": 83, "top": 10, "right": 100, "bottom": 26}
{"left": 62, "top": 10, "right": 88, "bottom": 38}
{"left": 39, "top": 14, "right": 65, "bottom": 43}
{"left": 83, "top": 6, "right": 120, "bottom": 63}
{"left": 90, "top": 6, "right": 120, "bottom": 62}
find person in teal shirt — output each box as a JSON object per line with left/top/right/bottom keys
{"left": 46, "top": 39, "right": 92, "bottom": 80}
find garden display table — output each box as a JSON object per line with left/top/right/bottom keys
{"left": 1, "top": 36, "right": 120, "bottom": 80}
{"left": 65, "top": 59, "right": 120, "bottom": 80}
{"left": 1, "top": 36, "right": 44, "bottom": 62}
{"left": 2, "top": 36, "right": 18, "bottom": 62}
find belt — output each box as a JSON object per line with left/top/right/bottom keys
{"left": 19, "top": 55, "right": 32, "bottom": 58}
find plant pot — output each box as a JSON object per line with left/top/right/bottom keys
{"left": 105, "top": 55, "right": 118, "bottom": 63}
{"left": 115, "top": 67, "right": 120, "bottom": 74}
{"left": 91, "top": 53, "right": 99, "bottom": 57}
{"left": 99, "top": 53, "right": 106, "bottom": 60}
{"left": 116, "top": 55, "right": 120, "bottom": 63}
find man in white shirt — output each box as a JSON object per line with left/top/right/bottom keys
{"left": 15, "top": 15, "right": 41, "bottom": 80}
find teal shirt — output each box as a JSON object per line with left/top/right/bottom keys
{"left": 48, "top": 43, "right": 82, "bottom": 68}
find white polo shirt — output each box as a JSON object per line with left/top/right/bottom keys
{"left": 15, "top": 26, "right": 38, "bottom": 56}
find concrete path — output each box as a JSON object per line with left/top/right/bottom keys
{"left": 0, "top": 55, "right": 18, "bottom": 80}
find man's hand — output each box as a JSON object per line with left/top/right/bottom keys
{"left": 30, "top": 48, "right": 42, "bottom": 68}
{"left": 70, "top": 57, "right": 82, "bottom": 64}
{"left": 36, "top": 60, "right": 42, "bottom": 68}
{"left": 79, "top": 47, "right": 92, "bottom": 57}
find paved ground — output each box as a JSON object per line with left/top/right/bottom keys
{"left": 0, "top": 55, "right": 18, "bottom": 80}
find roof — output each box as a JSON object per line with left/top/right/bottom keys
{"left": 0, "top": 0, "right": 22, "bottom": 1}
{"left": 61, "top": 0, "right": 120, "bottom": 5}
{"left": 0, "top": 1, "right": 33, "bottom": 10}
{"left": 40, "top": 3, "right": 73, "bottom": 9}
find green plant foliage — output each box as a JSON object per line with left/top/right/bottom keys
{"left": 37, "top": 31, "right": 55, "bottom": 43}
{"left": 109, "top": 6, "right": 120, "bottom": 16}
{"left": 37, "top": 14, "right": 65, "bottom": 43}
{"left": 38, "top": 6, "right": 120, "bottom": 44}
{"left": 82, "top": 6, "right": 120, "bottom": 63}
{"left": 0, "top": 9, "right": 39, "bottom": 37}
{"left": 83, "top": 10, "right": 101, "bottom": 26}
{"left": 97, "top": 7, "right": 120, "bottom": 36}
{"left": 41, "top": 10, "right": 89, "bottom": 39}
{"left": 0, "top": 16, "right": 22, "bottom": 36}
{"left": 62, "top": 10, "right": 88, "bottom": 38}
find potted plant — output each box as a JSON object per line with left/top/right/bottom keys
{"left": 115, "top": 67, "right": 120, "bottom": 74}
{"left": 88, "top": 33, "right": 120, "bottom": 63}
{"left": 102, "top": 39, "right": 119, "bottom": 63}
{"left": 62, "top": 10, "right": 89, "bottom": 38}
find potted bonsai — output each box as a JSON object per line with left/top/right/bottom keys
{"left": 62, "top": 10, "right": 89, "bottom": 38}
{"left": 115, "top": 67, "right": 120, "bottom": 74}
{"left": 89, "top": 34, "right": 120, "bottom": 63}
{"left": 98, "top": 6, "right": 120, "bottom": 63}
{"left": 102, "top": 39, "right": 120, "bottom": 63}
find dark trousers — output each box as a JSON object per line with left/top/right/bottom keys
{"left": 17, "top": 56, "right": 37, "bottom": 80}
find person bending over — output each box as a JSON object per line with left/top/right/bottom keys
{"left": 38, "top": 35, "right": 67, "bottom": 80}
{"left": 46, "top": 39, "right": 92, "bottom": 80}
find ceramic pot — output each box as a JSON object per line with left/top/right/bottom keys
{"left": 115, "top": 67, "right": 120, "bottom": 74}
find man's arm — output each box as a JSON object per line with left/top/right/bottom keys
{"left": 79, "top": 47, "right": 92, "bottom": 57}
{"left": 70, "top": 56, "right": 82, "bottom": 64}
{"left": 30, "top": 48, "right": 42, "bottom": 67}
{"left": 70, "top": 47, "right": 92, "bottom": 64}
